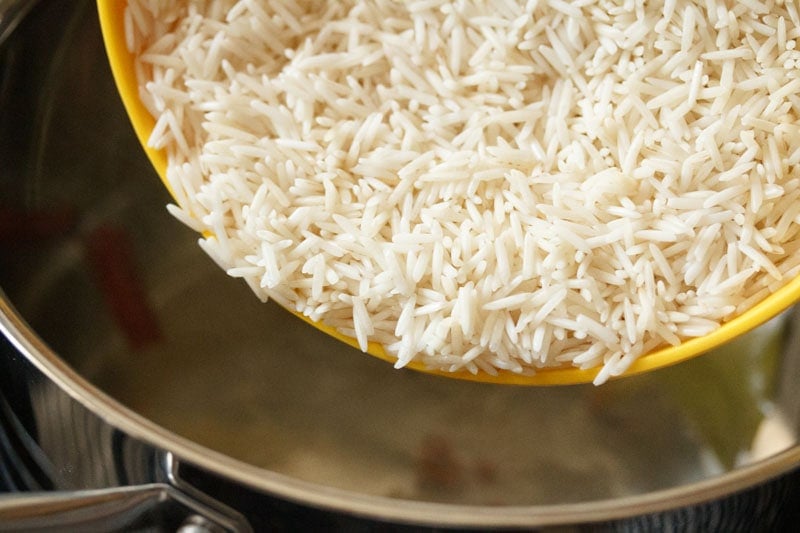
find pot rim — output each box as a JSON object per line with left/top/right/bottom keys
{"left": 2, "top": 295, "right": 799, "bottom": 528}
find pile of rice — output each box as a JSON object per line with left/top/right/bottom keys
{"left": 125, "top": 0, "right": 800, "bottom": 384}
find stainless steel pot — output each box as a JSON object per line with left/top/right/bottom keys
{"left": 1, "top": 1, "right": 799, "bottom": 530}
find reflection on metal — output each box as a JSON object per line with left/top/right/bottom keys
{"left": 750, "top": 413, "right": 796, "bottom": 464}
{"left": 0, "top": 484, "right": 240, "bottom": 532}
{"left": 0, "top": 336, "right": 251, "bottom": 531}
{"left": 0, "top": 0, "right": 37, "bottom": 44}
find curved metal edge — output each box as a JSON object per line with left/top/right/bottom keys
{"left": 2, "top": 288, "right": 799, "bottom": 528}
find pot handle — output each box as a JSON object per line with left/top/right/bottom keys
{"left": 0, "top": 482, "right": 251, "bottom": 532}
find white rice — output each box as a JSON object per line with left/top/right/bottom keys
{"left": 125, "top": 0, "right": 800, "bottom": 384}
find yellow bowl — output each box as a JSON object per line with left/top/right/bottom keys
{"left": 97, "top": 0, "right": 800, "bottom": 385}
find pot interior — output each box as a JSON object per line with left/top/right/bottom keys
{"left": 1, "top": 0, "right": 799, "bottom": 510}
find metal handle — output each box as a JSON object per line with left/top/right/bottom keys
{"left": 0, "top": 482, "right": 248, "bottom": 532}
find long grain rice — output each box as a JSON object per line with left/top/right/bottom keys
{"left": 126, "top": 0, "right": 800, "bottom": 384}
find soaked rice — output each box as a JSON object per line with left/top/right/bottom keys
{"left": 125, "top": 0, "right": 800, "bottom": 384}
